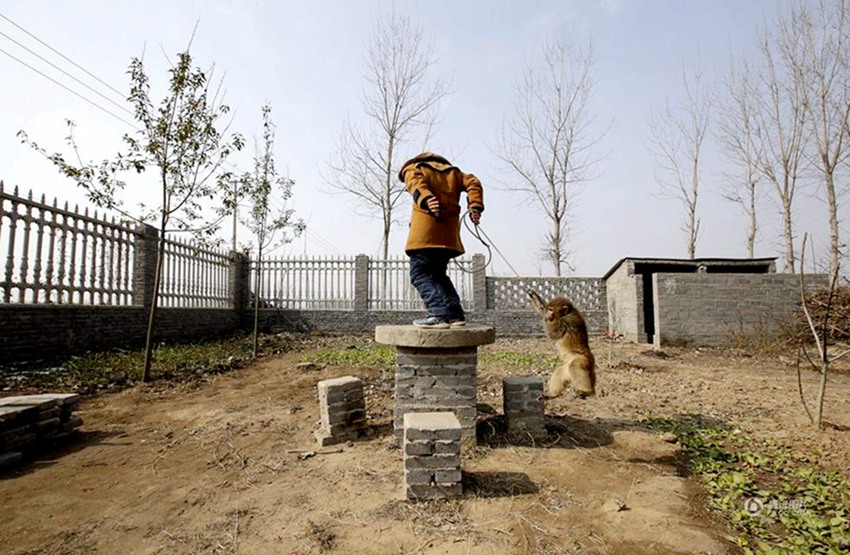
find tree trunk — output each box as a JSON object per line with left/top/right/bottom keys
{"left": 142, "top": 212, "right": 167, "bottom": 382}
{"left": 552, "top": 215, "right": 562, "bottom": 277}
{"left": 824, "top": 168, "right": 839, "bottom": 280}
{"left": 783, "top": 195, "right": 795, "bottom": 274}
{"left": 747, "top": 180, "right": 756, "bottom": 258}
{"left": 687, "top": 208, "right": 696, "bottom": 259}
{"left": 252, "top": 242, "right": 262, "bottom": 358}
{"left": 232, "top": 179, "right": 238, "bottom": 252}
{"left": 688, "top": 157, "right": 700, "bottom": 259}
{"left": 380, "top": 197, "right": 390, "bottom": 308}
{"left": 814, "top": 357, "right": 828, "bottom": 430}
{"left": 381, "top": 216, "right": 390, "bottom": 260}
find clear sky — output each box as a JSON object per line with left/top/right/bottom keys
{"left": 0, "top": 0, "right": 843, "bottom": 277}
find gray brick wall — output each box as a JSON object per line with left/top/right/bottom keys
{"left": 2, "top": 271, "right": 818, "bottom": 363}
{"left": 0, "top": 305, "right": 239, "bottom": 364}
{"left": 652, "top": 273, "right": 807, "bottom": 347}
{"left": 252, "top": 307, "right": 607, "bottom": 337}
{"left": 605, "top": 261, "right": 641, "bottom": 341}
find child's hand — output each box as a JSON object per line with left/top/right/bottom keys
{"left": 426, "top": 197, "right": 440, "bottom": 217}
{"left": 470, "top": 208, "right": 481, "bottom": 225}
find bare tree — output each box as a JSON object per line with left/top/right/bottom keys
{"left": 796, "top": 233, "right": 849, "bottom": 429}
{"left": 495, "top": 35, "right": 604, "bottom": 276}
{"left": 783, "top": 0, "right": 850, "bottom": 281}
{"left": 20, "top": 50, "right": 244, "bottom": 381}
{"left": 750, "top": 17, "right": 810, "bottom": 274}
{"left": 242, "top": 104, "right": 305, "bottom": 357}
{"left": 648, "top": 61, "right": 713, "bottom": 259}
{"left": 717, "top": 57, "right": 764, "bottom": 258}
{"left": 323, "top": 12, "right": 449, "bottom": 259}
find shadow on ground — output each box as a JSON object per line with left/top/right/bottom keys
{"left": 463, "top": 471, "right": 539, "bottom": 498}
{"left": 476, "top": 410, "right": 618, "bottom": 449}
{"left": 0, "top": 430, "right": 128, "bottom": 480}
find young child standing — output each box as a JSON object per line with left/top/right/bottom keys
{"left": 398, "top": 152, "right": 484, "bottom": 328}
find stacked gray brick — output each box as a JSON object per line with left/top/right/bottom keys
{"left": 651, "top": 273, "right": 818, "bottom": 347}
{"left": 403, "top": 412, "right": 463, "bottom": 500}
{"left": 315, "top": 376, "right": 367, "bottom": 446}
{"left": 0, "top": 393, "right": 83, "bottom": 468}
{"left": 394, "top": 347, "right": 477, "bottom": 443}
{"left": 502, "top": 377, "right": 546, "bottom": 441}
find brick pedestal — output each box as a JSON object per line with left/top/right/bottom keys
{"left": 375, "top": 325, "right": 495, "bottom": 445}
{"left": 503, "top": 377, "right": 546, "bottom": 442}
{"left": 314, "top": 376, "right": 366, "bottom": 446}
{"left": 403, "top": 412, "right": 462, "bottom": 500}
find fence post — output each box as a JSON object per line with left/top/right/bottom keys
{"left": 472, "top": 253, "right": 487, "bottom": 313}
{"left": 354, "top": 254, "right": 369, "bottom": 312}
{"left": 132, "top": 224, "right": 159, "bottom": 307}
{"left": 229, "top": 251, "right": 250, "bottom": 310}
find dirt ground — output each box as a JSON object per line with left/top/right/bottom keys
{"left": 2, "top": 336, "right": 849, "bottom": 555}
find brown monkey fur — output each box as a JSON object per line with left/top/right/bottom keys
{"left": 530, "top": 291, "right": 596, "bottom": 399}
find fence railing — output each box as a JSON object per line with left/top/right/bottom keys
{"left": 250, "top": 255, "right": 357, "bottom": 310}
{"left": 160, "top": 236, "right": 231, "bottom": 308}
{"left": 1, "top": 183, "right": 136, "bottom": 305}
{"left": 2, "top": 185, "right": 604, "bottom": 315}
{"left": 367, "top": 256, "right": 473, "bottom": 311}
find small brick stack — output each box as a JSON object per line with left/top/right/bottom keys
{"left": 314, "top": 376, "right": 366, "bottom": 446}
{"left": 394, "top": 346, "right": 477, "bottom": 443}
{"left": 403, "top": 412, "right": 463, "bottom": 500}
{"left": 502, "top": 377, "right": 546, "bottom": 442}
{"left": 0, "top": 393, "right": 83, "bottom": 468}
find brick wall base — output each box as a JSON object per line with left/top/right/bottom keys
{"left": 0, "top": 305, "right": 239, "bottom": 365}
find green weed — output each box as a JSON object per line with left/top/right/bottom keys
{"left": 0, "top": 333, "right": 301, "bottom": 394}
{"left": 648, "top": 415, "right": 850, "bottom": 554}
{"left": 300, "top": 342, "right": 394, "bottom": 369}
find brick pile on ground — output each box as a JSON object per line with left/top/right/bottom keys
{"left": 403, "top": 412, "right": 462, "bottom": 500}
{"left": 502, "top": 376, "right": 547, "bottom": 442}
{"left": 314, "top": 376, "right": 367, "bottom": 446}
{"left": 0, "top": 393, "right": 82, "bottom": 468}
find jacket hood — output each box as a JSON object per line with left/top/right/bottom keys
{"left": 397, "top": 152, "right": 453, "bottom": 182}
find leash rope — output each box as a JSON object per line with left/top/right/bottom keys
{"left": 464, "top": 212, "right": 521, "bottom": 278}
{"left": 457, "top": 211, "right": 535, "bottom": 299}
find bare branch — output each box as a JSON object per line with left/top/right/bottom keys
{"left": 829, "top": 348, "right": 850, "bottom": 363}
{"left": 786, "top": 0, "right": 850, "bottom": 278}
{"left": 716, "top": 54, "right": 765, "bottom": 257}
{"left": 323, "top": 12, "right": 450, "bottom": 259}
{"left": 648, "top": 56, "right": 713, "bottom": 259}
{"left": 493, "top": 33, "right": 606, "bottom": 276}
{"left": 796, "top": 346, "right": 815, "bottom": 424}
{"left": 749, "top": 10, "right": 811, "bottom": 273}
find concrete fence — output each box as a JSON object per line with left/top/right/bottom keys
{"left": 0, "top": 185, "right": 606, "bottom": 363}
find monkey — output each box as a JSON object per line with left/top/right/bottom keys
{"left": 529, "top": 290, "right": 596, "bottom": 399}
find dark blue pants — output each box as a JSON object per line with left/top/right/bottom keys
{"left": 409, "top": 250, "right": 464, "bottom": 320}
